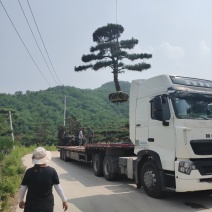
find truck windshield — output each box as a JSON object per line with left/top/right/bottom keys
{"left": 171, "top": 93, "right": 212, "bottom": 120}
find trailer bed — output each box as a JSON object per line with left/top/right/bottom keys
{"left": 57, "top": 143, "right": 135, "bottom": 153}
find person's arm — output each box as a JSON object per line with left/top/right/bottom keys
{"left": 19, "top": 185, "right": 27, "bottom": 209}
{"left": 54, "top": 184, "right": 68, "bottom": 211}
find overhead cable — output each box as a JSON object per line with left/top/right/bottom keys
{"left": 116, "top": 0, "right": 118, "bottom": 24}
{"left": 0, "top": 0, "right": 51, "bottom": 86}
{"left": 27, "top": 0, "right": 61, "bottom": 85}
{"left": 18, "top": 0, "right": 58, "bottom": 85}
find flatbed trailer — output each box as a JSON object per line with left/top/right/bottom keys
{"left": 57, "top": 143, "right": 135, "bottom": 181}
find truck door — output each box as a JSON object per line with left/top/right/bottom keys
{"left": 135, "top": 98, "right": 149, "bottom": 154}
{"left": 148, "top": 95, "right": 176, "bottom": 171}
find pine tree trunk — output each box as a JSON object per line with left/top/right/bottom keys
{"left": 113, "top": 72, "right": 121, "bottom": 91}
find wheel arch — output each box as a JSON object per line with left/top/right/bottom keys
{"left": 135, "top": 150, "right": 163, "bottom": 186}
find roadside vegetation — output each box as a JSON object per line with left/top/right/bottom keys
{"left": 0, "top": 81, "right": 129, "bottom": 147}
{"left": 0, "top": 114, "right": 57, "bottom": 211}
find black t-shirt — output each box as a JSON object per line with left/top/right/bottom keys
{"left": 21, "top": 166, "right": 60, "bottom": 212}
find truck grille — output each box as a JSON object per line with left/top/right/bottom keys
{"left": 190, "top": 140, "right": 212, "bottom": 155}
{"left": 191, "top": 159, "right": 212, "bottom": 175}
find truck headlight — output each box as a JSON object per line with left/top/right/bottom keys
{"left": 178, "top": 161, "right": 196, "bottom": 175}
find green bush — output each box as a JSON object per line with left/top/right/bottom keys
{"left": 17, "top": 166, "right": 26, "bottom": 175}
{"left": 0, "top": 145, "right": 28, "bottom": 211}
{"left": 0, "top": 153, "right": 4, "bottom": 161}
{"left": 0, "top": 137, "right": 13, "bottom": 161}
{"left": 0, "top": 176, "right": 19, "bottom": 194}
{"left": 0, "top": 192, "right": 9, "bottom": 212}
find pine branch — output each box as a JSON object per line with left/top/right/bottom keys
{"left": 74, "top": 65, "right": 93, "bottom": 71}
{"left": 90, "top": 42, "right": 118, "bottom": 53}
{"left": 93, "top": 24, "right": 124, "bottom": 43}
{"left": 82, "top": 54, "right": 104, "bottom": 62}
{"left": 93, "top": 61, "right": 113, "bottom": 70}
{"left": 120, "top": 38, "right": 138, "bottom": 49}
{"left": 125, "top": 63, "right": 151, "bottom": 71}
{"left": 126, "top": 53, "right": 152, "bottom": 61}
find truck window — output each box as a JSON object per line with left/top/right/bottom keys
{"left": 171, "top": 94, "right": 212, "bottom": 119}
{"left": 151, "top": 96, "right": 171, "bottom": 120}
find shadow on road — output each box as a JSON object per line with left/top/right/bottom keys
{"left": 52, "top": 154, "right": 212, "bottom": 212}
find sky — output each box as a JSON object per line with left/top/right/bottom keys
{"left": 0, "top": 0, "right": 212, "bottom": 94}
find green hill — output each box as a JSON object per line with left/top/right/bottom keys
{"left": 0, "top": 81, "right": 130, "bottom": 145}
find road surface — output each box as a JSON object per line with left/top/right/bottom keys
{"left": 16, "top": 151, "right": 212, "bottom": 212}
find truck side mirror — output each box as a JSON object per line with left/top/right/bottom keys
{"left": 153, "top": 96, "right": 163, "bottom": 121}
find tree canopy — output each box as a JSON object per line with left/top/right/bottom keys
{"left": 75, "top": 23, "right": 152, "bottom": 97}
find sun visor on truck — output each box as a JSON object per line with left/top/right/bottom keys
{"left": 167, "top": 86, "right": 212, "bottom": 96}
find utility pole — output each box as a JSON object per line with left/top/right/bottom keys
{"left": 64, "top": 96, "right": 66, "bottom": 126}
{"left": 9, "top": 111, "right": 14, "bottom": 142}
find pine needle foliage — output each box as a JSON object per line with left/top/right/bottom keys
{"left": 75, "top": 23, "right": 152, "bottom": 92}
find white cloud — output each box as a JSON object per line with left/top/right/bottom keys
{"left": 159, "top": 42, "right": 185, "bottom": 60}
{"left": 199, "top": 40, "right": 211, "bottom": 57}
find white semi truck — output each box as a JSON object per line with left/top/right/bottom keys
{"left": 58, "top": 74, "right": 212, "bottom": 198}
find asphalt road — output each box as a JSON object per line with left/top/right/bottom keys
{"left": 16, "top": 151, "right": 212, "bottom": 212}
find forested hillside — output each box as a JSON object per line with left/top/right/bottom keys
{"left": 0, "top": 81, "right": 130, "bottom": 145}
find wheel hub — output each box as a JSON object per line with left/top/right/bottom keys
{"left": 144, "top": 170, "right": 156, "bottom": 188}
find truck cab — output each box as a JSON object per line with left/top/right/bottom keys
{"left": 129, "top": 75, "right": 212, "bottom": 197}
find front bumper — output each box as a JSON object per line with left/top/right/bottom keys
{"left": 175, "top": 161, "right": 212, "bottom": 192}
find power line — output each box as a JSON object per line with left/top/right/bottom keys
{"left": 17, "top": 0, "right": 58, "bottom": 85}
{"left": 116, "top": 0, "right": 118, "bottom": 24}
{"left": 27, "top": 0, "right": 61, "bottom": 85}
{"left": 0, "top": 0, "right": 51, "bottom": 86}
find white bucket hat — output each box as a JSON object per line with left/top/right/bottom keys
{"left": 32, "top": 147, "right": 51, "bottom": 164}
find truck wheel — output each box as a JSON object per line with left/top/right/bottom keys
{"left": 60, "top": 150, "right": 62, "bottom": 160}
{"left": 64, "top": 150, "right": 69, "bottom": 162}
{"left": 141, "top": 160, "right": 164, "bottom": 198}
{"left": 93, "top": 154, "right": 103, "bottom": 176}
{"left": 103, "top": 156, "right": 117, "bottom": 181}
{"left": 61, "top": 149, "right": 65, "bottom": 161}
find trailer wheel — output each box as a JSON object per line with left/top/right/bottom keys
{"left": 141, "top": 160, "right": 164, "bottom": 198}
{"left": 64, "top": 150, "right": 69, "bottom": 162}
{"left": 61, "top": 149, "right": 68, "bottom": 161}
{"left": 60, "top": 149, "right": 62, "bottom": 160}
{"left": 103, "top": 156, "right": 117, "bottom": 181}
{"left": 93, "top": 154, "right": 104, "bottom": 176}
{"left": 61, "top": 149, "right": 65, "bottom": 161}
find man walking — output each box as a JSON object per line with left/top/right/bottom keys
{"left": 79, "top": 128, "right": 83, "bottom": 146}
{"left": 87, "top": 128, "right": 94, "bottom": 144}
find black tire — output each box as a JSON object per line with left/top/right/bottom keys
{"left": 93, "top": 154, "right": 104, "bottom": 176}
{"left": 61, "top": 149, "right": 65, "bottom": 161}
{"left": 103, "top": 156, "right": 117, "bottom": 181}
{"left": 60, "top": 150, "right": 62, "bottom": 160}
{"left": 141, "top": 160, "right": 164, "bottom": 198}
{"left": 64, "top": 150, "right": 69, "bottom": 162}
